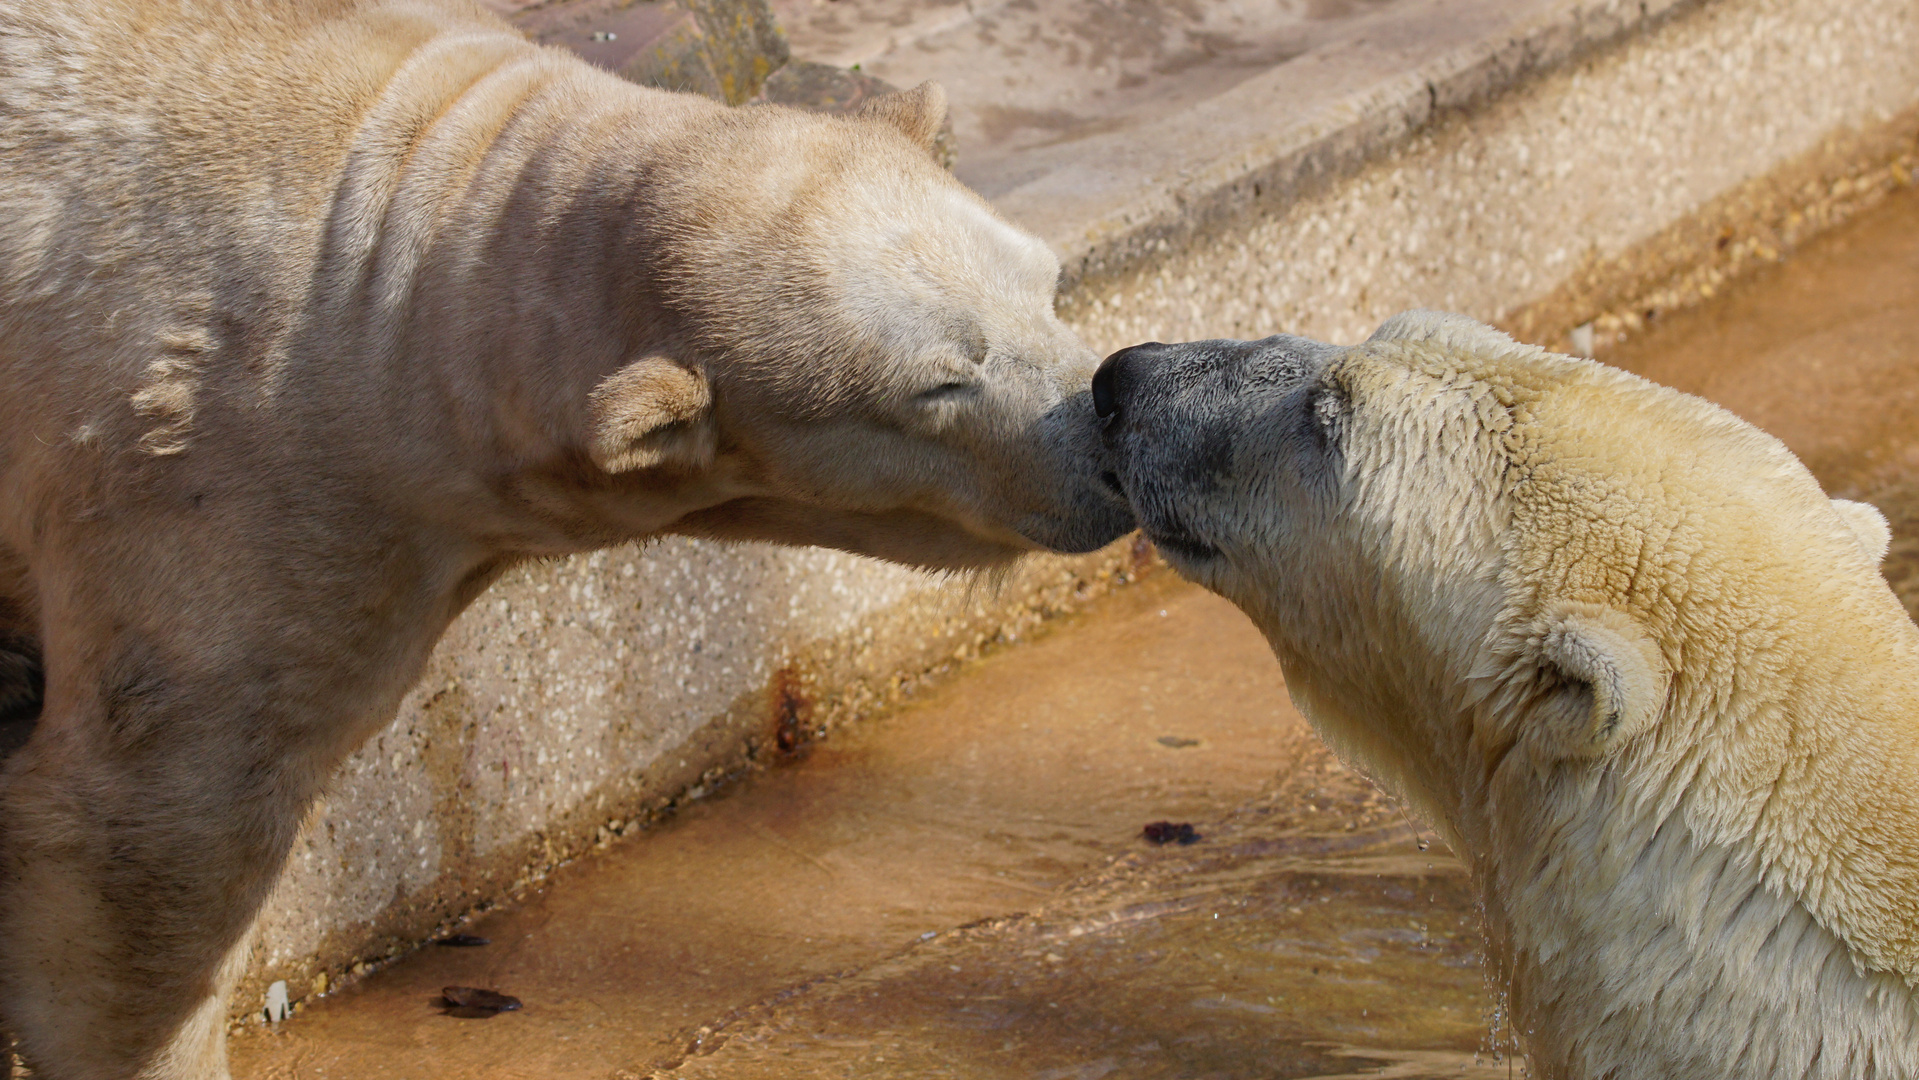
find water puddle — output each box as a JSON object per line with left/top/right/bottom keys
{"left": 654, "top": 828, "right": 1502, "bottom": 1079}
{"left": 233, "top": 574, "right": 1502, "bottom": 1079}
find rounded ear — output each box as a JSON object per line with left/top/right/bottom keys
{"left": 586, "top": 356, "right": 716, "bottom": 474}
{"left": 1832, "top": 498, "right": 1891, "bottom": 565}
{"left": 1367, "top": 310, "right": 1520, "bottom": 355}
{"left": 1529, "top": 601, "right": 1668, "bottom": 759}
{"left": 853, "top": 81, "right": 947, "bottom": 153}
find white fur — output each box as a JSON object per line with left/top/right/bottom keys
{"left": 0, "top": 2, "right": 1129, "bottom": 1076}
{"left": 1117, "top": 311, "right": 1919, "bottom": 1078}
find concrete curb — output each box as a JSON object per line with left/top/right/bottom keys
{"left": 1045, "top": 0, "right": 1917, "bottom": 356}
{"left": 1017, "top": 0, "right": 1709, "bottom": 295}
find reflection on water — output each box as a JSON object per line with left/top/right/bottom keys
{"left": 658, "top": 825, "right": 1509, "bottom": 1080}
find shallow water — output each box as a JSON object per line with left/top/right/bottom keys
{"left": 233, "top": 185, "right": 1919, "bottom": 1080}
{"left": 233, "top": 572, "right": 1507, "bottom": 1080}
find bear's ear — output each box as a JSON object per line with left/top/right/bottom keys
{"left": 1367, "top": 310, "right": 1519, "bottom": 355}
{"left": 854, "top": 81, "right": 947, "bottom": 153}
{"left": 1528, "top": 601, "right": 1668, "bottom": 760}
{"left": 586, "top": 356, "right": 716, "bottom": 474}
{"left": 1832, "top": 498, "right": 1891, "bottom": 565}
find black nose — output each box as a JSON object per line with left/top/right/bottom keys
{"left": 1093, "top": 342, "right": 1163, "bottom": 422}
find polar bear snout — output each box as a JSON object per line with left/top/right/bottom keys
{"left": 1012, "top": 388, "right": 1141, "bottom": 554}
{"left": 1091, "top": 340, "right": 1180, "bottom": 426}
{"left": 1098, "top": 335, "right": 1338, "bottom": 568}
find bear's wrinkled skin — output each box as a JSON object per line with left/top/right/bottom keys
{"left": 0, "top": 1, "right": 1132, "bottom": 1075}
{"left": 1099, "top": 311, "right": 1919, "bottom": 1079}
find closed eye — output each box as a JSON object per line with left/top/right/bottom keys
{"left": 915, "top": 381, "right": 978, "bottom": 404}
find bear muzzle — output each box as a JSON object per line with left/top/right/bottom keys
{"left": 1096, "top": 334, "right": 1337, "bottom": 567}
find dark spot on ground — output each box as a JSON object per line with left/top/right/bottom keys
{"left": 439, "top": 986, "right": 522, "bottom": 1018}
{"left": 1141, "top": 820, "right": 1200, "bottom": 845}
{"left": 435, "top": 934, "right": 490, "bottom": 948}
{"left": 771, "top": 666, "right": 816, "bottom": 756}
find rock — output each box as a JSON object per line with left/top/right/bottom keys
{"left": 439, "top": 986, "right": 524, "bottom": 1018}
{"left": 512, "top": 0, "right": 789, "bottom": 105}
{"left": 510, "top": 0, "right": 955, "bottom": 166}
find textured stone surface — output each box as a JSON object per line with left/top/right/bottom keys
{"left": 511, "top": 0, "right": 790, "bottom": 103}
{"left": 1045, "top": 0, "right": 1918, "bottom": 356}
{"left": 818, "top": 0, "right": 1703, "bottom": 245}
{"left": 231, "top": 0, "right": 1919, "bottom": 1021}
{"left": 682, "top": 0, "right": 790, "bottom": 103}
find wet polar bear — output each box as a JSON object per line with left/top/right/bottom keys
{"left": 0, "top": 0, "right": 1132, "bottom": 1076}
{"left": 1097, "top": 311, "right": 1919, "bottom": 1078}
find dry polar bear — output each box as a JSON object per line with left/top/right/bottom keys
{"left": 1098, "top": 311, "right": 1919, "bottom": 1079}
{"left": 0, "top": 0, "right": 1133, "bottom": 1076}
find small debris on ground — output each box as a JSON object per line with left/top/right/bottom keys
{"left": 1156, "top": 735, "right": 1200, "bottom": 748}
{"left": 435, "top": 934, "right": 491, "bottom": 947}
{"left": 440, "top": 986, "right": 523, "bottom": 1018}
{"left": 262, "top": 980, "right": 291, "bottom": 1024}
{"left": 1142, "top": 821, "right": 1200, "bottom": 845}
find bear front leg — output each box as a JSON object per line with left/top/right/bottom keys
{"left": 0, "top": 650, "right": 326, "bottom": 1080}
{"left": 0, "top": 540, "right": 454, "bottom": 1080}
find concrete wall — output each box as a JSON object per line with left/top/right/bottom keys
{"left": 246, "top": 540, "right": 1153, "bottom": 1003}
{"left": 240, "top": 0, "right": 1919, "bottom": 1015}
{"left": 1048, "top": 0, "right": 1919, "bottom": 355}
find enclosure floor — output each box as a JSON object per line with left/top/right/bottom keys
{"left": 232, "top": 569, "right": 1499, "bottom": 1080}
{"left": 232, "top": 183, "right": 1919, "bottom": 1080}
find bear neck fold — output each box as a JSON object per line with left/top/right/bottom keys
{"left": 289, "top": 38, "right": 738, "bottom": 553}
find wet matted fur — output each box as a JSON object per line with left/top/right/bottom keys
{"left": 1100, "top": 311, "right": 1919, "bottom": 1078}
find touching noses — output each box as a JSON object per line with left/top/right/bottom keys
{"left": 1092, "top": 342, "right": 1165, "bottom": 428}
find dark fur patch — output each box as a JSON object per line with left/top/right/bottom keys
{"left": 0, "top": 640, "right": 43, "bottom": 725}
{"left": 0, "top": 641, "right": 43, "bottom": 758}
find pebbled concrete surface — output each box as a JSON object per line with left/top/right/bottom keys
{"left": 1043, "top": 0, "right": 1917, "bottom": 354}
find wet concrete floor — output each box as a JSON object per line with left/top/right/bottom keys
{"left": 233, "top": 572, "right": 1498, "bottom": 1079}
{"left": 232, "top": 185, "right": 1919, "bottom": 1079}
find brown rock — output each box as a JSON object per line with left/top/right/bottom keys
{"left": 512, "top": 0, "right": 788, "bottom": 105}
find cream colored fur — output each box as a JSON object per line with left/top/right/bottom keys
{"left": 1104, "top": 311, "right": 1919, "bottom": 1078}
{"left": 0, "top": 1, "right": 1130, "bottom": 1076}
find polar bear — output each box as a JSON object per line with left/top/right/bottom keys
{"left": 0, "top": 0, "right": 1132, "bottom": 1076}
{"left": 1097, "top": 311, "right": 1919, "bottom": 1079}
